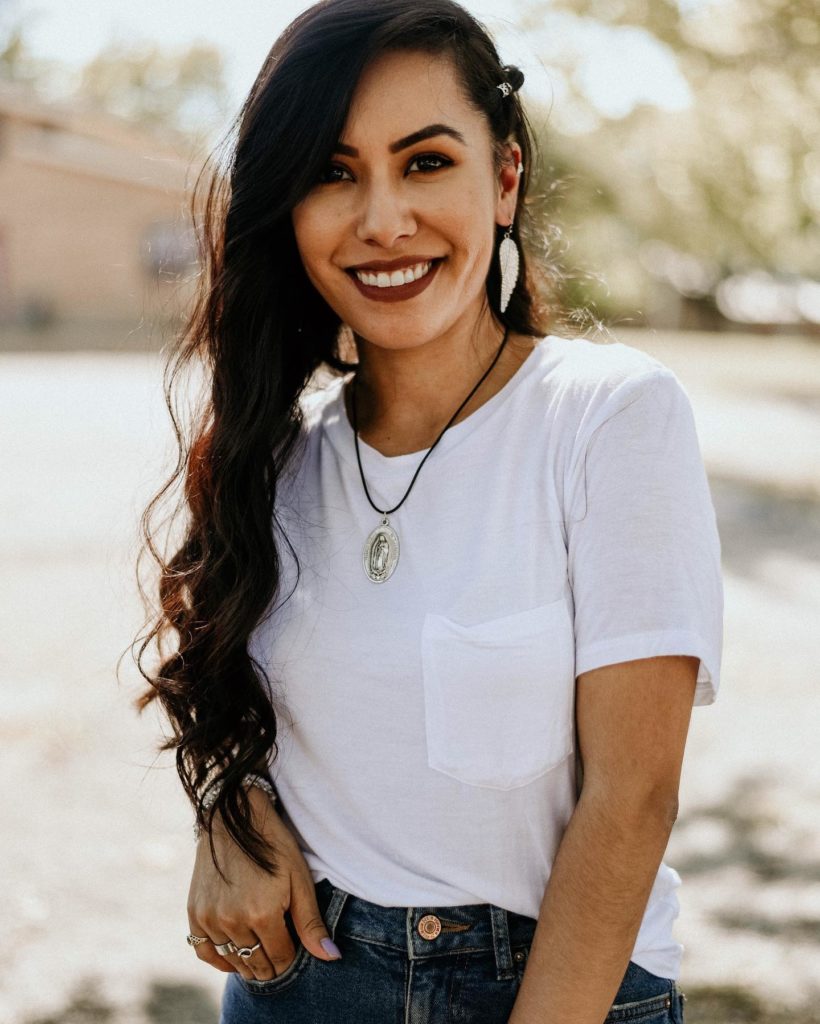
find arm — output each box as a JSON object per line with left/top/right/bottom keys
{"left": 508, "top": 654, "right": 698, "bottom": 1024}
{"left": 246, "top": 754, "right": 278, "bottom": 813}
{"left": 200, "top": 755, "right": 277, "bottom": 833}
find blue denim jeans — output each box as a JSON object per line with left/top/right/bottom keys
{"left": 219, "top": 876, "right": 686, "bottom": 1023}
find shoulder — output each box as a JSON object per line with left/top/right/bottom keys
{"left": 546, "top": 337, "right": 711, "bottom": 525}
{"left": 536, "top": 333, "right": 690, "bottom": 440}
{"left": 298, "top": 369, "right": 348, "bottom": 429}
{"left": 541, "top": 333, "right": 673, "bottom": 397}
{"left": 271, "top": 371, "right": 346, "bottom": 497}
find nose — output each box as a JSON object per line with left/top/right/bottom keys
{"left": 355, "top": 176, "right": 417, "bottom": 249}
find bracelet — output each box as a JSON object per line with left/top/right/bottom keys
{"left": 192, "top": 773, "right": 277, "bottom": 841}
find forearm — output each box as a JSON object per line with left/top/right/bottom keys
{"left": 508, "top": 790, "right": 677, "bottom": 1024}
{"left": 202, "top": 762, "right": 277, "bottom": 834}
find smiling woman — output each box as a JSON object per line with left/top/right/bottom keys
{"left": 293, "top": 52, "right": 514, "bottom": 345}
{"left": 130, "top": 1, "right": 722, "bottom": 1022}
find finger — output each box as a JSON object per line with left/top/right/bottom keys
{"left": 217, "top": 928, "right": 275, "bottom": 981}
{"left": 252, "top": 912, "right": 299, "bottom": 978}
{"left": 187, "top": 916, "right": 237, "bottom": 975}
{"left": 289, "top": 873, "right": 342, "bottom": 961}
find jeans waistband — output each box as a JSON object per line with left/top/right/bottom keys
{"left": 314, "top": 876, "right": 538, "bottom": 982}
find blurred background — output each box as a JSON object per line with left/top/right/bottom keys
{"left": 0, "top": 0, "right": 818, "bottom": 1021}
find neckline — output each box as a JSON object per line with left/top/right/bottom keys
{"left": 324, "top": 334, "right": 552, "bottom": 473}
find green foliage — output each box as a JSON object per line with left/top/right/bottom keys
{"left": 75, "top": 41, "right": 233, "bottom": 141}
{"left": 522, "top": 0, "right": 819, "bottom": 318}
{"left": 0, "top": 18, "right": 233, "bottom": 144}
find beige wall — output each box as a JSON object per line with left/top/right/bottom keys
{"left": 0, "top": 99, "right": 202, "bottom": 326}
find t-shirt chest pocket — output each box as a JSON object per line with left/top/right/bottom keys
{"left": 420, "top": 597, "right": 576, "bottom": 790}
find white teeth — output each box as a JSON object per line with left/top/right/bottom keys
{"left": 355, "top": 261, "right": 433, "bottom": 288}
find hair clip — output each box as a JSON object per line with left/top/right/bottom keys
{"left": 497, "top": 81, "right": 513, "bottom": 98}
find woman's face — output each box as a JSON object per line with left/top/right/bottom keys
{"left": 291, "top": 49, "right": 520, "bottom": 350}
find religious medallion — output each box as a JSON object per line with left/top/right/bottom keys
{"left": 363, "top": 515, "right": 400, "bottom": 583}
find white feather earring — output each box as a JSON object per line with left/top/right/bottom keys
{"left": 498, "top": 225, "right": 520, "bottom": 314}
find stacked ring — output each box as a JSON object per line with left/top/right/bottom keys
{"left": 189, "top": 936, "right": 264, "bottom": 963}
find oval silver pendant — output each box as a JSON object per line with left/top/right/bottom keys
{"left": 363, "top": 519, "right": 399, "bottom": 583}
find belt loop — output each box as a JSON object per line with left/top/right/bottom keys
{"left": 322, "top": 884, "right": 350, "bottom": 942}
{"left": 489, "top": 904, "right": 514, "bottom": 981}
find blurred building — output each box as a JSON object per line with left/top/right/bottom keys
{"left": 0, "top": 83, "right": 200, "bottom": 338}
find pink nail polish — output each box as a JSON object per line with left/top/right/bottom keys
{"left": 321, "top": 937, "right": 342, "bottom": 959}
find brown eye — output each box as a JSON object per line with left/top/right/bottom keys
{"left": 407, "top": 153, "right": 453, "bottom": 174}
{"left": 317, "top": 163, "right": 352, "bottom": 184}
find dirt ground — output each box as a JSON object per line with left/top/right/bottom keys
{"left": 1, "top": 328, "right": 818, "bottom": 1023}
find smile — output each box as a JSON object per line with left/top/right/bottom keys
{"left": 354, "top": 261, "right": 432, "bottom": 287}
{"left": 348, "top": 259, "right": 443, "bottom": 303}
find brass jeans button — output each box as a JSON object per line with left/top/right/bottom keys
{"left": 418, "top": 914, "right": 442, "bottom": 940}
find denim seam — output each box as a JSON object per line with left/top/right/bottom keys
{"left": 323, "top": 885, "right": 349, "bottom": 942}
{"left": 403, "top": 957, "right": 413, "bottom": 1024}
{"left": 338, "top": 932, "right": 512, "bottom": 958}
{"left": 448, "top": 953, "right": 466, "bottom": 1021}
{"left": 607, "top": 990, "right": 673, "bottom": 1020}
{"left": 489, "top": 905, "right": 515, "bottom": 981}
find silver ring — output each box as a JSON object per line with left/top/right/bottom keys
{"left": 186, "top": 933, "right": 210, "bottom": 947}
{"left": 214, "top": 940, "right": 238, "bottom": 956}
{"left": 236, "top": 942, "right": 262, "bottom": 960}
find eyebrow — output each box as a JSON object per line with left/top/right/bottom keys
{"left": 332, "top": 123, "right": 468, "bottom": 157}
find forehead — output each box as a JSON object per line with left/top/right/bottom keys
{"left": 341, "top": 49, "right": 483, "bottom": 142}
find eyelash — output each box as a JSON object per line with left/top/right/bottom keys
{"left": 317, "top": 153, "right": 453, "bottom": 184}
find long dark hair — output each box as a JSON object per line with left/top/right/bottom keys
{"left": 130, "top": 0, "right": 562, "bottom": 880}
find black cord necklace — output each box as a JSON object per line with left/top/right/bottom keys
{"left": 351, "top": 325, "right": 510, "bottom": 583}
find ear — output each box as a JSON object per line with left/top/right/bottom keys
{"left": 494, "top": 139, "right": 522, "bottom": 228}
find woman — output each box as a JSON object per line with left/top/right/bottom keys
{"left": 134, "top": 1, "right": 723, "bottom": 1021}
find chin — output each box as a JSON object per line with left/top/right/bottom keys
{"left": 351, "top": 317, "right": 453, "bottom": 348}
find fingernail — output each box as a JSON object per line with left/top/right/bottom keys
{"left": 320, "top": 937, "right": 342, "bottom": 959}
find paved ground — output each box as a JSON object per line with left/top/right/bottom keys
{"left": 1, "top": 328, "right": 818, "bottom": 1023}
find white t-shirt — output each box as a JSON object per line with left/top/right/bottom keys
{"left": 249, "top": 333, "right": 724, "bottom": 981}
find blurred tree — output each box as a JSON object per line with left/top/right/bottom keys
{"left": 522, "top": 0, "right": 820, "bottom": 321}
{"left": 0, "top": 20, "right": 59, "bottom": 89}
{"left": 75, "top": 40, "right": 233, "bottom": 143}
{"left": 0, "top": 24, "right": 26, "bottom": 79}
{"left": 0, "top": 16, "right": 232, "bottom": 144}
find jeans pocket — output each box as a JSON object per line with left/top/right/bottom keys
{"left": 604, "top": 987, "right": 675, "bottom": 1022}
{"left": 236, "top": 941, "right": 313, "bottom": 995}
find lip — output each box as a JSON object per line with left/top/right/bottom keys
{"left": 348, "top": 259, "right": 443, "bottom": 303}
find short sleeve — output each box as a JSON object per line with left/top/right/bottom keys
{"left": 565, "top": 370, "right": 723, "bottom": 706}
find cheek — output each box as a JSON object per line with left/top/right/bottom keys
{"left": 291, "top": 202, "right": 335, "bottom": 270}
{"left": 447, "top": 218, "right": 495, "bottom": 274}
{"left": 435, "top": 183, "right": 496, "bottom": 253}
